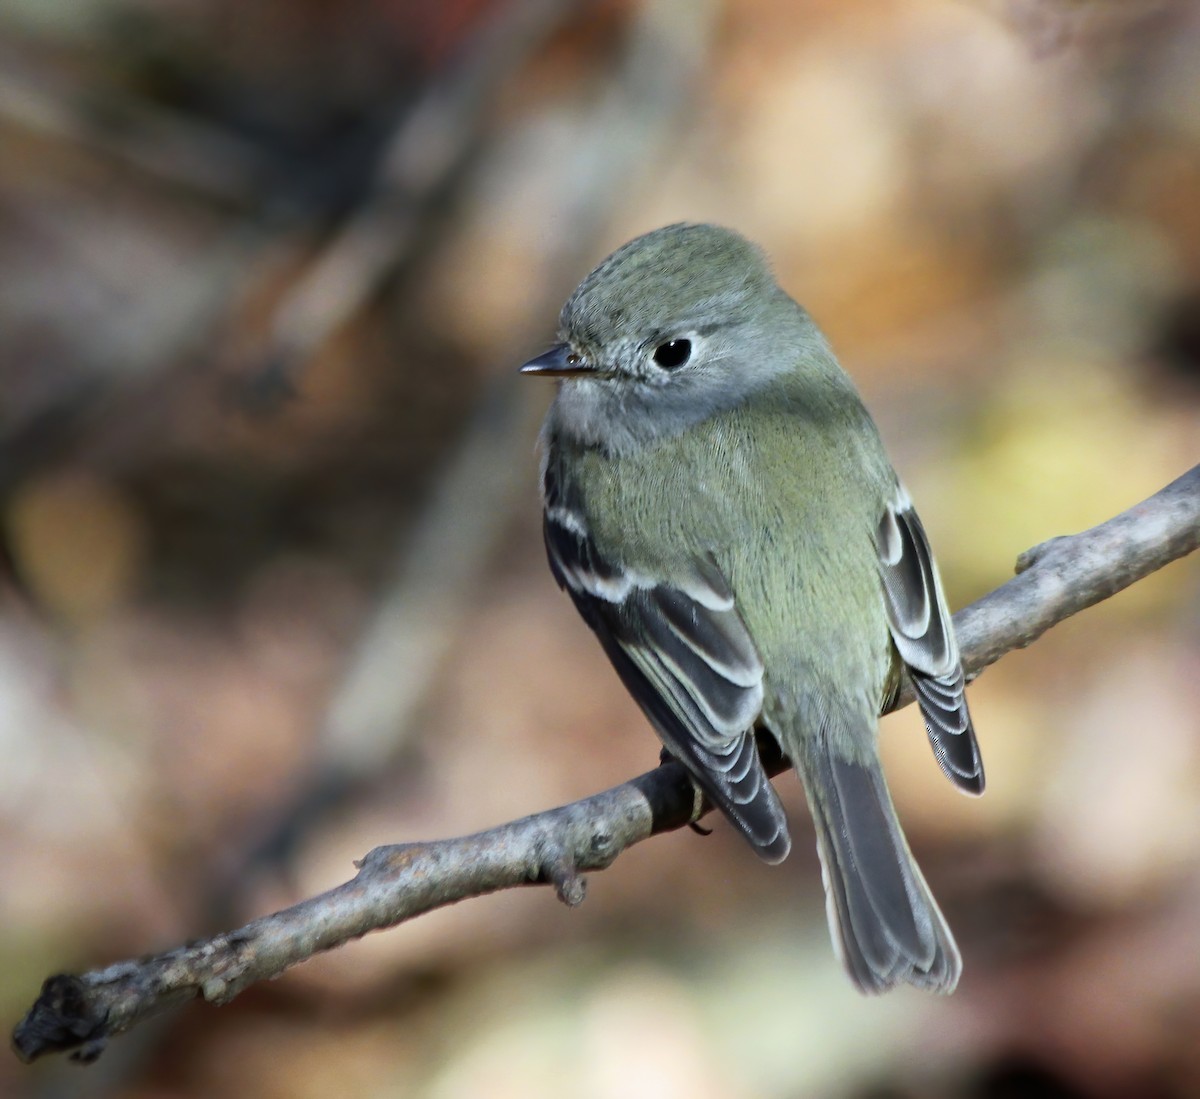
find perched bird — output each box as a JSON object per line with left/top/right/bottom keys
{"left": 521, "top": 223, "right": 983, "bottom": 993}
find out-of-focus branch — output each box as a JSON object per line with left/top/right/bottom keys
{"left": 257, "top": 0, "right": 590, "bottom": 389}
{"left": 980, "top": 0, "right": 1186, "bottom": 58}
{"left": 0, "top": 55, "right": 272, "bottom": 203}
{"left": 0, "top": 1, "right": 584, "bottom": 490}
{"left": 217, "top": 0, "right": 719, "bottom": 902}
{"left": 12, "top": 464, "right": 1198, "bottom": 1066}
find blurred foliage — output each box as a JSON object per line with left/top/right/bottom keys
{"left": 1, "top": 0, "right": 1199, "bottom": 1096}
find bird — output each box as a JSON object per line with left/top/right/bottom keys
{"left": 521, "top": 222, "right": 983, "bottom": 993}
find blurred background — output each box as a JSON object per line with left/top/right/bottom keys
{"left": 1, "top": 0, "right": 1199, "bottom": 1095}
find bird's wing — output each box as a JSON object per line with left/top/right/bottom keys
{"left": 542, "top": 464, "right": 791, "bottom": 863}
{"left": 875, "top": 486, "right": 984, "bottom": 794}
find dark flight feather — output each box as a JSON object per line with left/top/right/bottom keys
{"left": 542, "top": 449, "right": 791, "bottom": 863}
{"left": 877, "top": 494, "right": 984, "bottom": 795}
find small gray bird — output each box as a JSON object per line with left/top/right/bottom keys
{"left": 521, "top": 223, "right": 983, "bottom": 993}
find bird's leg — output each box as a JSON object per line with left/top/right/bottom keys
{"left": 657, "top": 747, "right": 712, "bottom": 834}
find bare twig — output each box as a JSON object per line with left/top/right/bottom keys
{"left": 889, "top": 462, "right": 1200, "bottom": 710}
{"left": 958, "top": 463, "right": 1200, "bottom": 669}
{"left": 12, "top": 464, "right": 1198, "bottom": 1065}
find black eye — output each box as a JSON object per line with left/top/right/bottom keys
{"left": 652, "top": 338, "right": 692, "bottom": 369}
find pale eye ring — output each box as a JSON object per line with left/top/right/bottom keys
{"left": 652, "top": 338, "right": 692, "bottom": 369}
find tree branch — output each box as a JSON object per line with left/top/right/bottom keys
{"left": 12, "top": 464, "right": 1199, "bottom": 1066}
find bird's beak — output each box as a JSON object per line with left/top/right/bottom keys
{"left": 519, "top": 344, "right": 593, "bottom": 378}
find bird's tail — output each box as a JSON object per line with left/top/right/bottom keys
{"left": 794, "top": 736, "right": 961, "bottom": 993}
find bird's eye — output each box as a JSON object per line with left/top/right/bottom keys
{"left": 652, "top": 339, "right": 692, "bottom": 369}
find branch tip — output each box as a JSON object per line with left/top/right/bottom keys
{"left": 552, "top": 867, "right": 587, "bottom": 907}
{"left": 200, "top": 977, "right": 232, "bottom": 1003}
{"left": 535, "top": 836, "right": 587, "bottom": 905}
{"left": 357, "top": 842, "right": 419, "bottom": 874}
{"left": 11, "top": 974, "right": 106, "bottom": 1065}
{"left": 1015, "top": 534, "right": 1070, "bottom": 574}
